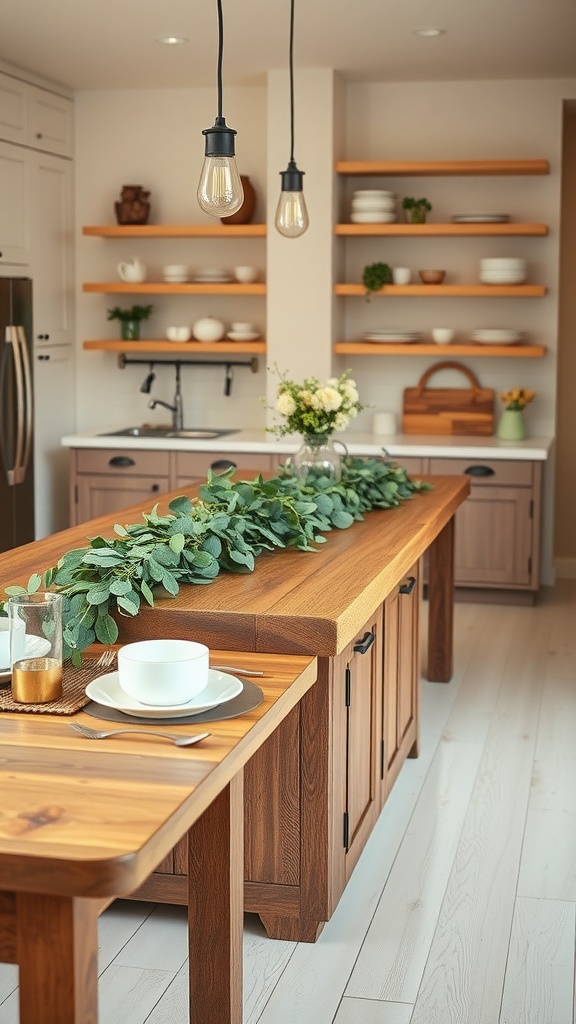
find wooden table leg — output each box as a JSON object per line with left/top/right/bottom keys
{"left": 16, "top": 892, "right": 99, "bottom": 1024}
{"left": 187, "top": 770, "right": 243, "bottom": 1024}
{"left": 427, "top": 514, "right": 455, "bottom": 683}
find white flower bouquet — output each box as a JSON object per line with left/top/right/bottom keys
{"left": 268, "top": 369, "right": 364, "bottom": 438}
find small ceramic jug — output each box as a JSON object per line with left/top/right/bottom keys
{"left": 117, "top": 257, "right": 147, "bottom": 283}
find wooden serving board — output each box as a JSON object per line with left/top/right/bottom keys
{"left": 402, "top": 361, "right": 494, "bottom": 436}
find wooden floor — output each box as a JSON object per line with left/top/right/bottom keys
{"left": 2, "top": 581, "right": 575, "bottom": 1023}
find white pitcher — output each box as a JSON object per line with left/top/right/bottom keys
{"left": 117, "top": 257, "right": 147, "bottom": 283}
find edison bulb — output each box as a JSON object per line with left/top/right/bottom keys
{"left": 275, "top": 160, "right": 308, "bottom": 238}
{"left": 197, "top": 156, "right": 244, "bottom": 217}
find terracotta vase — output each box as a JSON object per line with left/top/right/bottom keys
{"left": 115, "top": 185, "right": 151, "bottom": 226}
{"left": 220, "top": 175, "right": 257, "bottom": 225}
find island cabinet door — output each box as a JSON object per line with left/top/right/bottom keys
{"left": 380, "top": 562, "right": 421, "bottom": 806}
{"left": 336, "top": 607, "right": 384, "bottom": 886}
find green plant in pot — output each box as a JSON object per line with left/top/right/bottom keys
{"left": 402, "top": 196, "right": 432, "bottom": 224}
{"left": 362, "top": 262, "right": 393, "bottom": 299}
{"left": 107, "top": 304, "right": 153, "bottom": 341}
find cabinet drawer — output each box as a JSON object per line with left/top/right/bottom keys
{"left": 389, "top": 456, "right": 423, "bottom": 476}
{"left": 175, "top": 451, "right": 275, "bottom": 481}
{"left": 429, "top": 457, "right": 533, "bottom": 487}
{"left": 75, "top": 448, "right": 171, "bottom": 476}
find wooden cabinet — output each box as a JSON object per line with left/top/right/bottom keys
{"left": 0, "top": 71, "right": 73, "bottom": 156}
{"left": 31, "top": 151, "right": 74, "bottom": 347}
{"left": 381, "top": 565, "right": 420, "bottom": 803}
{"left": 70, "top": 449, "right": 171, "bottom": 524}
{"left": 427, "top": 457, "right": 542, "bottom": 597}
{"left": 174, "top": 450, "right": 278, "bottom": 486}
{"left": 34, "top": 347, "right": 76, "bottom": 537}
{"left": 0, "top": 139, "right": 31, "bottom": 268}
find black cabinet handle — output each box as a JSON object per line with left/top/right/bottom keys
{"left": 400, "top": 575, "right": 417, "bottom": 595}
{"left": 108, "top": 456, "right": 135, "bottom": 468}
{"left": 211, "top": 459, "right": 236, "bottom": 472}
{"left": 464, "top": 465, "right": 495, "bottom": 477}
{"left": 151, "top": 483, "right": 160, "bottom": 492}
{"left": 353, "top": 631, "right": 375, "bottom": 655}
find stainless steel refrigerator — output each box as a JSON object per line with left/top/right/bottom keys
{"left": 0, "top": 277, "right": 34, "bottom": 552}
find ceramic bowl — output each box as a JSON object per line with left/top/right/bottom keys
{"left": 419, "top": 269, "right": 446, "bottom": 284}
{"left": 117, "top": 639, "right": 209, "bottom": 706}
{"left": 233, "top": 265, "right": 259, "bottom": 283}
{"left": 166, "top": 326, "right": 191, "bottom": 342}
{"left": 231, "top": 321, "right": 255, "bottom": 332}
{"left": 431, "top": 327, "right": 455, "bottom": 344}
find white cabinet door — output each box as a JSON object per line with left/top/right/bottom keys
{"left": 0, "top": 73, "right": 28, "bottom": 145}
{"left": 0, "top": 139, "right": 31, "bottom": 267}
{"left": 30, "top": 152, "right": 74, "bottom": 347}
{"left": 34, "top": 345, "right": 76, "bottom": 537}
{"left": 28, "top": 86, "right": 74, "bottom": 158}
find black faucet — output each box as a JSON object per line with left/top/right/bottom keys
{"left": 148, "top": 364, "right": 184, "bottom": 430}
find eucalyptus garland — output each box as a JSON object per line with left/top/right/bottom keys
{"left": 1, "top": 457, "right": 431, "bottom": 664}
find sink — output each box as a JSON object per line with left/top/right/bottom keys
{"left": 99, "top": 427, "right": 238, "bottom": 440}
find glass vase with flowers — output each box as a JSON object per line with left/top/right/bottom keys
{"left": 497, "top": 387, "right": 536, "bottom": 440}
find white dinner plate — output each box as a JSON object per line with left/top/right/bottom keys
{"left": 85, "top": 669, "right": 243, "bottom": 719}
{"left": 363, "top": 334, "right": 422, "bottom": 343}
{"left": 0, "top": 635, "right": 52, "bottom": 677}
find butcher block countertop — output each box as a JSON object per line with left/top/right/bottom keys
{"left": 0, "top": 474, "right": 469, "bottom": 658}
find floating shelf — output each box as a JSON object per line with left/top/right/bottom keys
{"left": 83, "top": 282, "right": 266, "bottom": 296}
{"left": 335, "top": 284, "right": 547, "bottom": 297}
{"left": 335, "top": 223, "right": 548, "bottom": 237}
{"left": 82, "top": 224, "right": 267, "bottom": 238}
{"left": 334, "top": 343, "right": 547, "bottom": 358}
{"left": 83, "top": 339, "right": 266, "bottom": 354}
{"left": 335, "top": 159, "right": 550, "bottom": 177}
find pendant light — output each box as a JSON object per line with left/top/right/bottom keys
{"left": 275, "top": 0, "right": 309, "bottom": 238}
{"left": 197, "top": 0, "right": 244, "bottom": 217}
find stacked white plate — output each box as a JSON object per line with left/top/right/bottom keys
{"left": 470, "top": 328, "right": 525, "bottom": 345}
{"left": 479, "top": 257, "right": 527, "bottom": 284}
{"left": 192, "top": 269, "right": 234, "bottom": 283}
{"left": 362, "top": 329, "right": 422, "bottom": 344}
{"left": 452, "top": 213, "right": 511, "bottom": 224}
{"left": 351, "top": 189, "right": 397, "bottom": 224}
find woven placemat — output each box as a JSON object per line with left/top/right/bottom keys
{"left": 0, "top": 660, "right": 106, "bottom": 715}
{"left": 83, "top": 678, "right": 263, "bottom": 726}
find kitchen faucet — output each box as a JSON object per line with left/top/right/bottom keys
{"left": 148, "top": 364, "right": 184, "bottom": 431}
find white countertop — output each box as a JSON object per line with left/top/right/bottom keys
{"left": 61, "top": 428, "right": 554, "bottom": 461}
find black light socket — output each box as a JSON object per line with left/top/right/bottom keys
{"left": 279, "top": 159, "right": 305, "bottom": 192}
{"left": 202, "top": 116, "right": 237, "bottom": 157}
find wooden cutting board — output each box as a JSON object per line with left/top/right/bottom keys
{"left": 402, "top": 361, "right": 494, "bottom": 436}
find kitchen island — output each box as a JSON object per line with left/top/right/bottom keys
{"left": 0, "top": 471, "right": 469, "bottom": 941}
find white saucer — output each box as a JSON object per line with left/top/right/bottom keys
{"left": 85, "top": 669, "right": 243, "bottom": 719}
{"left": 0, "top": 635, "right": 52, "bottom": 679}
{"left": 226, "top": 331, "right": 260, "bottom": 341}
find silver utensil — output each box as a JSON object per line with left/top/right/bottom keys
{"left": 211, "top": 664, "right": 265, "bottom": 677}
{"left": 68, "top": 722, "right": 210, "bottom": 747}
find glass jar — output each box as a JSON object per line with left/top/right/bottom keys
{"left": 292, "top": 434, "right": 343, "bottom": 484}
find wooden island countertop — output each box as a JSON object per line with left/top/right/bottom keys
{"left": 0, "top": 471, "right": 469, "bottom": 943}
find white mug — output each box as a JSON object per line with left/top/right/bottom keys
{"left": 392, "top": 267, "right": 411, "bottom": 285}
{"left": 372, "top": 412, "right": 397, "bottom": 436}
{"left": 117, "top": 258, "right": 146, "bottom": 283}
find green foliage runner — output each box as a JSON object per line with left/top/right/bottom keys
{"left": 1, "top": 457, "right": 431, "bottom": 664}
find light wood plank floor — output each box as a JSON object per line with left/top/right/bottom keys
{"left": 2, "top": 581, "right": 575, "bottom": 1023}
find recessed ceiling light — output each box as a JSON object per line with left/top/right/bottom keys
{"left": 414, "top": 27, "right": 445, "bottom": 37}
{"left": 156, "top": 35, "right": 188, "bottom": 45}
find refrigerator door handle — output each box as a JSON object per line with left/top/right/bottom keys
{"left": 1, "top": 326, "right": 25, "bottom": 486}
{"left": 16, "top": 325, "right": 33, "bottom": 483}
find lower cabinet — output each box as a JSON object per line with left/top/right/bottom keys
{"left": 128, "top": 566, "right": 421, "bottom": 943}
{"left": 427, "top": 457, "right": 542, "bottom": 597}
{"left": 70, "top": 448, "right": 279, "bottom": 525}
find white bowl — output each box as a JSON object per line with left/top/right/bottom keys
{"left": 480, "top": 257, "right": 526, "bottom": 268}
{"left": 480, "top": 272, "right": 527, "bottom": 284}
{"left": 226, "top": 331, "right": 260, "bottom": 341}
{"left": 0, "top": 617, "right": 25, "bottom": 669}
{"left": 163, "top": 264, "right": 188, "bottom": 275}
{"left": 166, "top": 326, "right": 191, "bottom": 342}
{"left": 231, "top": 321, "right": 255, "bottom": 332}
{"left": 117, "top": 639, "right": 209, "bottom": 706}
{"left": 233, "top": 265, "right": 259, "bottom": 283}
{"left": 351, "top": 198, "right": 396, "bottom": 211}
{"left": 353, "top": 190, "right": 396, "bottom": 198}
{"left": 431, "top": 328, "right": 455, "bottom": 344}
{"left": 350, "top": 212, "right": 397, "bottom": 224}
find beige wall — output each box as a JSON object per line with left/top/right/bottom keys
{"left": 554, "top": 111, "right": 576, "bottom": 567}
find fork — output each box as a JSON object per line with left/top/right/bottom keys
{"left": 68, "top": 721, "right": 210, "bottom": 747}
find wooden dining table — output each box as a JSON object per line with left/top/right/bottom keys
{"left": 0, "top": 649, "right": 317, "bottom": 1024}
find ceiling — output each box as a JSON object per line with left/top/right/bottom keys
{"left": 1, "top": 0, "right": 576, "bottom": 93}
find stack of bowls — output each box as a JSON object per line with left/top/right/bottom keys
{"left": 226, "top": 321, "right": 260, "bottom": 342}
{"left": 479, "top": 257, "right": 527, "bottom": 284}
{"left": 350, "top": 190, "right": 397, "bottom": 224}
{"left": 163, "top": 264, "right": 189, "bottom": 283}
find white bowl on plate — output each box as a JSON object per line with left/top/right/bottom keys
{"left": 351, "top": 212, "right": 397, "bottom": 224}
{"left": 117, "top": 639, "right": 209, "bottom": 706}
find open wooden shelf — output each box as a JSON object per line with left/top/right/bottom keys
{"left": 335, "top": 223, "right": 548, "bottom": 237}
{"left": 83, "top": 282, "right": 266, "bottom": 296}
{"left": 83, "top": 339, "right": 266, "bottom": 354}
{"left": 334, "top": 342, "right": 547, "bottom": 358}
{"left": 82, "top": 224, "right": 267, "bottom": 238}
{"left": 335, "top": 159, "right": 550, "bottom": 177}
{"left": 335, "top": 283, "right": 547, "bottom": 297}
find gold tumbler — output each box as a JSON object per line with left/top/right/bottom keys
{"left": 11, "top": 656, "right": 63, "bottom": 704}
{"left": 7, "top": 592, "right": 63, "bottom": 705}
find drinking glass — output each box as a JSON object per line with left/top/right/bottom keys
{"left": 8, "top": 593, "right": 63, "bottom": 703}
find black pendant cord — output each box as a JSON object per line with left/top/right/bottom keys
{"left": 216, "top": 0, "right": 224, "bottom": 119}
{"left": 289, "top": 0, "right": 295, "bottom": 162}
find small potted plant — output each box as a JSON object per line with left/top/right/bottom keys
{"left": 402, "top": 196, "right": 432, "bottom": 224}
{"left": 107, "top": 304, "right": 153, "bottom": 341}
{"left": 362, "top": 262, "right": 393, "bottom": 299}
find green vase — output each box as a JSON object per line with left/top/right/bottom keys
{"left": 121, "top": 320, "right": 140, "bottom": 341}
{"left": 497, "top": 409, "right": 526, "bottom": 441}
